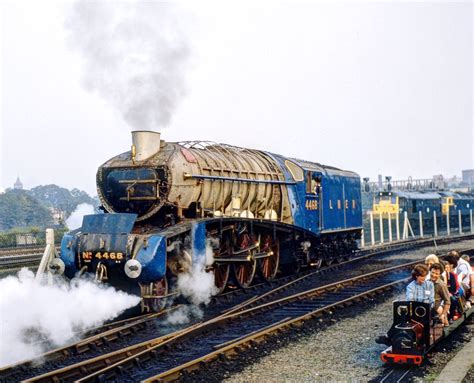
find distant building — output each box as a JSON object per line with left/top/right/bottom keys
{"left": 14, "top": 176, "right": 23, "bottom": 190}
{"left": 50, "top": 207, "right": 65, "bottom": 225}
{"left": 462, "top": 169, "right": 474, "bottom": 186}
{"left": 445, "top": 175, "right": 462, "bottom": 188}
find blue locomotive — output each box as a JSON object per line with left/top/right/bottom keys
{"left": 59, "top": 131, "right": 362, "bottom": 311}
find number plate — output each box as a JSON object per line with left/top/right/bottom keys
{"left": 81, "top": 251, "right": 124, "bottom": 263}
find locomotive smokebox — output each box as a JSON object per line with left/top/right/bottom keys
{"left": 131, "top": 130, "right": 161, "bottom": 161}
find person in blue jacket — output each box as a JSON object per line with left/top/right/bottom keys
{"left": 406, "top": 264, "right": 434, "bottom": 307}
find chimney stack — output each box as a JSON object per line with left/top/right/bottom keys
{"left": 131, "top": 131, "right": 161, "bottom": 162}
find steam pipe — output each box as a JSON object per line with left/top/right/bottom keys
{"left": 183, "top": 173, "right": 295, "bottom": 185}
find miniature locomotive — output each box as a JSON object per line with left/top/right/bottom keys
{"left": 378, "top": 300, "right": 473, "bottom": 365}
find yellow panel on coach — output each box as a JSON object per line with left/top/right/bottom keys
{"left": 373, "top": 193, "right": 399, "bottom": 216}
{"left": 441, "top": 197, "right": 454, "bottom": 215}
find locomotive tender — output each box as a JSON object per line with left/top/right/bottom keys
{"left": 60, "top": 131, "right": 362, "bottom": 311}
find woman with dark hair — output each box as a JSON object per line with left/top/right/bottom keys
{"left": 429, "top": 263, "right": 450, "bottom": 326}
{"left": 448, "top": 250, "right": 473, "bottom": 306}
{"left": 445, "top": 255, "right": 465, "bottom": 319}
{"left": 406, "top": 264, "right": 434, "bottom": 306}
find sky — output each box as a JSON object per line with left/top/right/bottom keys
{"left": 1, "top": 1, "right": 473, "bottom": 196}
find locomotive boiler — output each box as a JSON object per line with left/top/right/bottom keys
{"left": 59, "top": 131, "right": 363, "bottom": 311}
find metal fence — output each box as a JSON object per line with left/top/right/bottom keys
{"left": 0, "top": 229, "right": 67, "bottom": 249}
{"left": 361, "top": 209, "right": 474, "bottom": 247}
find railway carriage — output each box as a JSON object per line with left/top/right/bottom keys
{"left": 59, "top": 131, "right": 362, "bottom": 311}
{"left": 372, "top": 190, "right": 474, "bottom": 232}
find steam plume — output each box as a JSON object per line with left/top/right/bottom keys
{"left": 66, "top": 0, "right": 190, "bottom": 130}
{"left": 66, "top": 203, "right": 95, "bottom": 230}
{"left": 176, "top": 242, "right": 218, "bottom": 306}
{"left": 0, "top": 269, "right": 140, "bottom": 367}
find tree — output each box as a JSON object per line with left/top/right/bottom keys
{"left": 29, "top": 185, "right": 97, "bottom": 217}
{"left": 0, "top": 190, "right": 54, "bottom": 231}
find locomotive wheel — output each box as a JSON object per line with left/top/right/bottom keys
{"left": 258, "top": 235, "right": 280, "bottom": 282}
{"left": 232, "top": 233, "right": 257, "bottom": 288}
{"left": 232, "top": 261, "right": 257, "bottom": 289}
{"left": 213, "top": 263, "right": 230, "bottom": 293}
{"left": 213, "top": 236, "right": 231, "bottom": 293}
{"left": 147, "top": 278, "right": 168, "bottom": 313}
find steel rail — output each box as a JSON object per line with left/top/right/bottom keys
{"left": 72, "top": 259, "right": 433, "bottom": 383}
{"left": 0, "top": 241, "right": 402, "bottom": 380}
{"left": 0, "top": 306, "right": 180, "bottom": 379}
{"left": 0, "top": 246, "right": 60, "bottom": 257}
{"left": 19, "top": 243, "right": 473, "bottom": 383}
{"left": 379, "top": 367, "right": 414, "bottom": 383}
{"left": 143, "top": 277, "right": 409, "bottom": 382}
{"left": 4, "top": 237, "right": 472, "bottom": 382}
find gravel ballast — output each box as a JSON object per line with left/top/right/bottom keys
{"left": 217, "top": 240, "right": 474, "bottom": 382}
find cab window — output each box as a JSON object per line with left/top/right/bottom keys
{"left": 285, "top": 160, "right": 304, "bottom": 182}
{"left": 306, "top": 172, "right": 321, "bottom": 195}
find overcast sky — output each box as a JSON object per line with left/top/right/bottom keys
{"left": 1, "top": 1, "right": 473, "bottom": 196}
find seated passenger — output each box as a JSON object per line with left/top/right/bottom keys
{"left": 406, "top": 264, "right": 434, "bottom": 306}
{"left": 429, "top": 263, "right": 450, "bottom": 326}
{"left": 424, "top": 254, "right": 439, "bottom": 279}
{"left": 449, "top": 250, "right": 473, "bottom": 306}
{"left": 444, "top": 257, "right": 462, "bottom": 319}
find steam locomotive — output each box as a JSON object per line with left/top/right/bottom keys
{"left": 378, "top": 300, "right": 473, "bottom": 365}
{"left": 59, "top": 131, "right": 362, "bottom": 311}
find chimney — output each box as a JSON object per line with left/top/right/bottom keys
{"left": 131, "top": 131, "right": 161, "bottom": 162}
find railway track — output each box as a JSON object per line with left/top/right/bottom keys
{"left": 0, "top": 254, "right": 43, "bottom": 269}
{"left": 0, "top": 233, "right": 471, "bottom": 272}
{"left": 1, "top": 236, "right": 472, "bottom": 382}
{"left": 0, "top": 247, "right": 381, "bottom": 382}
{"left": 15, "top": 255, "right": 457, "bottom": 383}
{"left": 378, "top": 367, "right": 414, "bottom": 383}
{"left": 0, "top": 246, "right": 54, "bottom": 257}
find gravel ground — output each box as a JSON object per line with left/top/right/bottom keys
{"left": 221, "top": 292, "right": 399, "bottom": 382}
{"left": 190, "top": 239, "right": 474, "bottom": 383}
{"left": 412, "top": 319, "right": 473, "bottom": 383}
{"left": 3, "top": 239, "right": 473, "bottom": 381}
{"left": 463, "top": 367, "right": 474, "bottom": 383}
{"left": 218, "top": 298, "right": 473, "bottom": 383}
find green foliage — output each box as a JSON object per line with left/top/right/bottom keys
{"left": 0, "top": 190, "right": 54, "bottom": 231}
{"left": 29, "top": 184, "right": 97, "bottom": 217}
{"left": 0, "top": 185, "right": 97, "bottom": 232}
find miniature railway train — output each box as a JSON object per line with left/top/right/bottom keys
{"left": 58, "top": 131, "right": 362, "bottom": 311}
{"left": 379, "top": 300, "right": 473, "bottom": 365}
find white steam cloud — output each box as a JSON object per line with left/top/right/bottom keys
{"left": 163, "top": 305, "right": 203, "bottom": 326}
{"left": 176, "top": 243, "right": 218, "bottom": 306}
{"left": 66, "top": 0, "right": 190, "bottom": 130}
{"left": 66, "top": 203, "right": 95, "bottom": 230}
{"left": 0, "top": 269, "right": 140, "bottom": 367}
